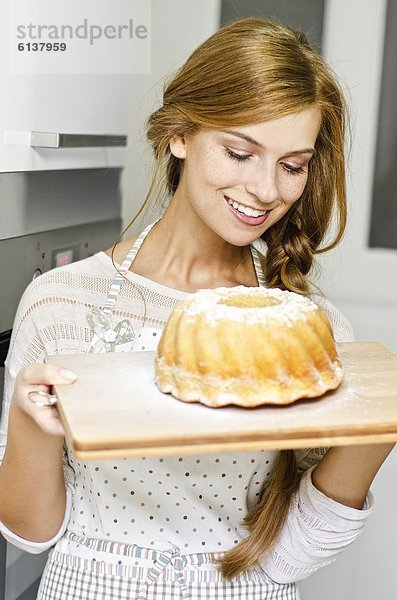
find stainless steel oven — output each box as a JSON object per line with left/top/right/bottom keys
{"left": 0, "top": 168, "right": 122, "bottom": 600}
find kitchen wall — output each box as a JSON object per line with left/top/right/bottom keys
{"left": 122, "top": 1, "right": 397, "bottom": 599}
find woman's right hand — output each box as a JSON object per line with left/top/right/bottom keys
{"left": 12, "top": 364, "right": 77, "bottom": 437}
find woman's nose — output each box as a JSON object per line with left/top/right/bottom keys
{"left": 245, "top": 166, "right": 279, "bottom": 205}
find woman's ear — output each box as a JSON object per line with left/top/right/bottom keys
{"left": 169, "top": 134, "right": 187, "bottom": 159}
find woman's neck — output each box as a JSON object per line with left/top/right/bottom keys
{"left": 125, "top": 201, "right": 258, "bottom": 292}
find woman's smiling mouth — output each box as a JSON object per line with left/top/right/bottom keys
{"left": 224, "top": 195, "right": 270, "bottom": 225}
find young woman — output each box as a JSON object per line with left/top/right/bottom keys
{"left": 0, "top": 17, "right": 393, "bottom": 600}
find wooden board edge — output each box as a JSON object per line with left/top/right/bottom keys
{"left": 72, "top": 432, "right": 397, "bottom": 460}
{"left": 68, "top": 421, "right": 397, "bottom": 453}
{"left": 55, "top": 387, "right": 79, "bottom": 453}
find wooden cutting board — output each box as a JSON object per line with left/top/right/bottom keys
{"left": 48, "top": 342, "right": 397, "bottom": 460}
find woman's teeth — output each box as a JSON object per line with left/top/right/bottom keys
{"left": 226, "top": 196, "right": 266, "bottom": 218}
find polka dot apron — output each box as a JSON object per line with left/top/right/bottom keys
{"left": 37, "top": 221, "right": 299, "bottom": 600}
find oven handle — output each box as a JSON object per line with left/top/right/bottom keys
{"left": 4, "top": 131, "right": 127, "bottom": 148}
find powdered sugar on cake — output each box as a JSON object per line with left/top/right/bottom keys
{"left": 181, "top": 285, "right": 318, "bottom": 327}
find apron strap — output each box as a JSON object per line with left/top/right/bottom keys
{"left": 102, "top": 220, "right": 160, "bottom": 316}
{"left": 250, "top": 246, "right": 266, "bottom": 287}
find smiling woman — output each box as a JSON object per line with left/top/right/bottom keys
{"left": 0, "top": 16, "right": 393, "bottom": 600}
{"left": 166, "top": 108, "right": 320, "bottom": 247}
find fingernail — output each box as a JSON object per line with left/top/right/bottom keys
{"left": 60, "top": 369, "right": 77, "bottom": 381}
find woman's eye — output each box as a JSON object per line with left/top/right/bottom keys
{"left": 282, "top": 163, "right": 305, "bottom": 175}
{"left": 224, "top": 147, "right": 251, "bottom": 162}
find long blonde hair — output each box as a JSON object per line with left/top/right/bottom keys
{"left": 132, "top": 17, "right": 347, "bottom": 578}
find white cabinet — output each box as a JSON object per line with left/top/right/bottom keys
{"left": 0, "top": 0, "right": 131, "bottom": 171}
{"left": 0, "top": 73, "right": 129, "bottom": 171}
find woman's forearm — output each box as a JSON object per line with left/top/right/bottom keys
{"left": 311, "top": 443, "right": 394, "bottom": 509}
{"left": 0, "top": 399, "right": 66, "bottom": 542}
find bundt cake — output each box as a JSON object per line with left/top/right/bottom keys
{"left": 154, "top": 286, "right": 343, "bottom": 407}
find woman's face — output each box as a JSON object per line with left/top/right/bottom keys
{"left": 169, "top": 105, "right": 322, "bottom": 247}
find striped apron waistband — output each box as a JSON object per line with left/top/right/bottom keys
{"left": 51, "top": 530, "right": 269, "bottom": 599}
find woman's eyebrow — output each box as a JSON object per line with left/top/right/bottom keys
{"left": 222, "top": 129, "right": 315, "bottom": 155}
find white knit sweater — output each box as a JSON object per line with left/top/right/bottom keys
{"left": 0, "top": 251, "right": 372, "bottom": 584}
